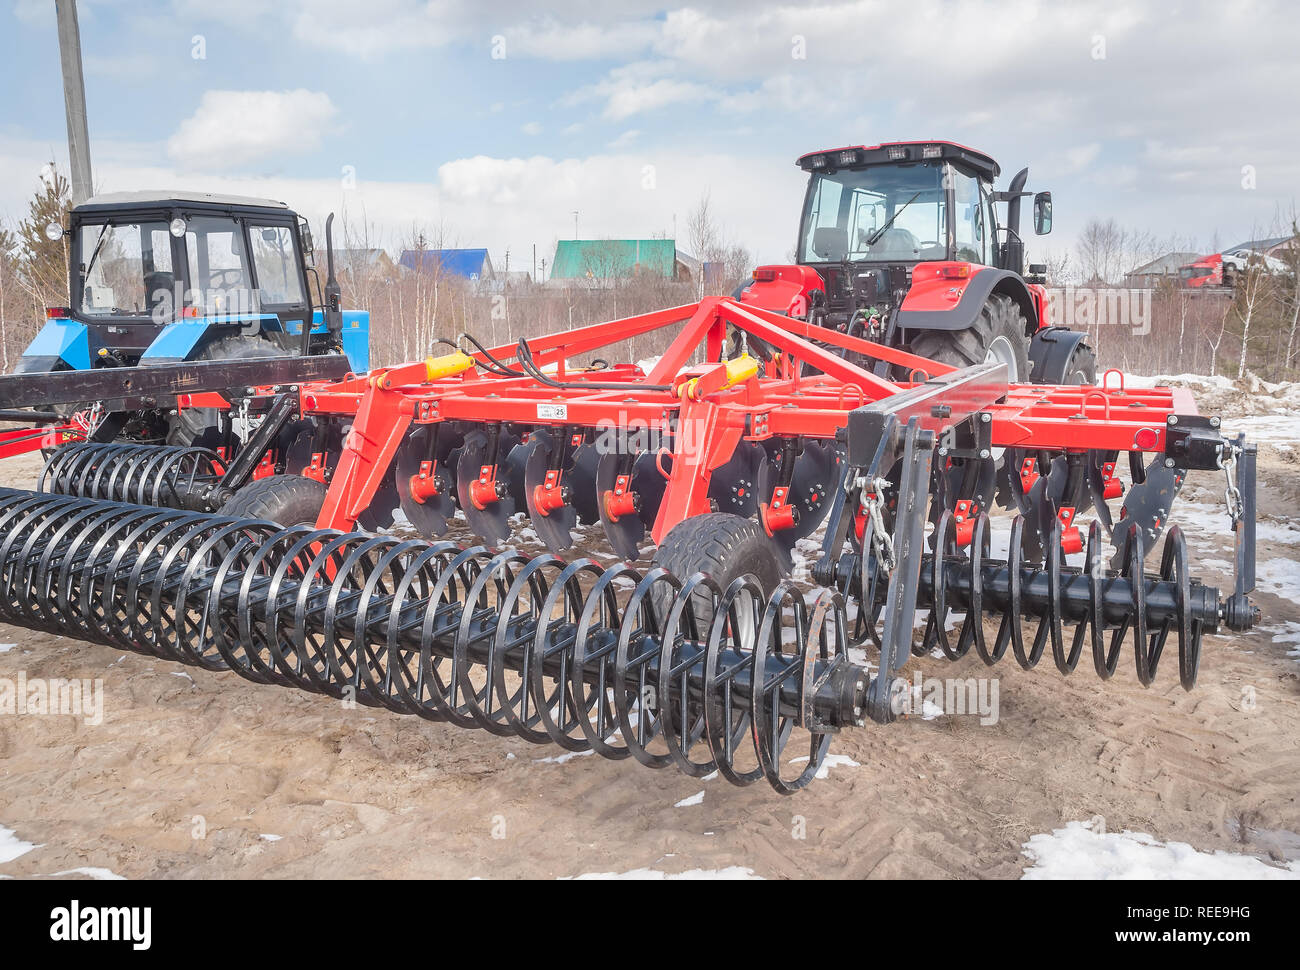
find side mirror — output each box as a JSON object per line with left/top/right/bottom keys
{"left": 299, "top": 223, "right": 314, "bottom": 260}
{"left": 1033, "top": 191, "right": 1053, "bottom": 235}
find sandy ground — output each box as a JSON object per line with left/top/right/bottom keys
{"left": 1, "top": 375, "right": 1298, "bottom": 880}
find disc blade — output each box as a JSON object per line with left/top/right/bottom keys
{"left": 358, "top": 470, "right": 401, "bottom": 532}
{"left": 568, "top": 442, "right": 601, "bottom": 525}
{"left": 395, "top": 425, "right": 457, "bottom": 538}
{"left": 1109, "top": 456, "right": 1186, "bottom": 568}
{"left": 522, "top": 430, "right": 578, "bottom": 553}
{"left": 708, "top": 441, "right": 763, "bottom": 518}
{"left": 755, "top": 440, "right": 841, "bottom": 558}
{"left": 596, "top": 450, "right": 645, "bottom": 561}
{"left": 455, "top": 429, "right": 518, "bottom": 546}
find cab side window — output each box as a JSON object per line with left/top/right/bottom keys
{"left": 249, "top": 224, "right": 305, "bottom": 306}
{"left": 951, "top": 169, "right": 988, "bottom": 265}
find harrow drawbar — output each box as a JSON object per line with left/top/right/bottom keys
{"left": 0, "top": 484, "right": 1243, "bottom": 791}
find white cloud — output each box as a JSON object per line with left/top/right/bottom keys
{"left": 504, "top": 18, "right": 662, "bottom": 60}
{"left": 607, "top": 129, "right": 640, "bottom": 149}
{"left": 166, "top": 90, "right": 338, "bottom": 171}
{"left": 521, "top": 121, "right": 543, "bottom": 136}
{"left": 566, "top": 62, "right": 720, "bottom": 121}
{"left": 288, "top": 0, "right": 468, "bottom": 57}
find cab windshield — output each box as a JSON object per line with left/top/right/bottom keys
{"left": 800, "top": 161, "right": 947, "bottom": 263}
{"left": 77, "top": 220, "right": 175, "bottom": 317}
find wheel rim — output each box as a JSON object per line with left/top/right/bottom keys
{"left": 985, "top": 335, "right": 1020, "bottom": 383}
{"left": 985, "top": 336, "right": 1020, "bottom": 462}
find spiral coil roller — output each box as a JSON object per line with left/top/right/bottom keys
{"left": 0, "top": 488, "right": 867, "bottom": 793}
{"left": 917, "top": 511, "right": 1215, "bottom": 690}
{"left": 39, "top": 442, "right": 224, "bottom": 508}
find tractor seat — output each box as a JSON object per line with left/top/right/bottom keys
{"left": 871, "top": 227, "right": 919, "bottom": 255}
{"left": 144, "top": 271, "right": 176, "bottom": 314}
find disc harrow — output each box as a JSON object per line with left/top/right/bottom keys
{"left": 3, "top": 295, "right": 1262, "bottom": 793}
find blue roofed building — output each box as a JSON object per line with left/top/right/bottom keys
{"left": 399, "top": 248, "right": 495, "bottom": 281}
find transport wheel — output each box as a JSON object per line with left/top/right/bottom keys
{"left": 655, "top": 512, "right": 786, "bottom": 595}
{"left": 907, "top": 293, "right": 1030, "bottom": 383}
{"left": 654, "top": 513, "right": 786, "bottom": 626}
{"left": 221, "top": 474, "right": 326, "bottom": 527}
{"left": 166, "top": 336, "right": 283, "bottom": 448}
{"left": 653, "top": 514, "right": 787, "bottom": 708}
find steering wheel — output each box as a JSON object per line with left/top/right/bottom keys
{"left": 209, "top": 268, "right": 244, "bottom": 288}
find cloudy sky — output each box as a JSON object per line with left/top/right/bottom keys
{"left": 1, "top": 0, "right": 1297, "bottom": 273}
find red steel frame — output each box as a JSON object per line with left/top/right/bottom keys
{"left": 193, "top": 297, "right": 1197, "bottom": 540}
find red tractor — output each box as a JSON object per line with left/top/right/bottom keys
{"left": 734, "top": 140, "right": 1093, "bottom": 386}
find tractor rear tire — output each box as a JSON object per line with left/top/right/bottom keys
{"left": 907, "top": 293, "right": 1030, "bottom": 383}
{"left": 167, "top": 336, "right": 283, "bottom": 449}
{"left": 221, "top": 474, "right": 326, "bottom": 528}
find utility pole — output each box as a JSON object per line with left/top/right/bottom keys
{"left": 572, "top": 211, "right": 579, "bottom": 240}
{"left": 55, "top": 0, "right": 93, "bottom": 205}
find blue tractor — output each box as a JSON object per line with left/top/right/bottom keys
{"left": 18, "top": 190, "right": 369, "bottom": 446}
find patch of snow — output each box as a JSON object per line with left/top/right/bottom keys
{"left": 564, "top": 866, "right": 759, "bottom": 880}
{"left": 535, "top": 748, "right": 595, "bottom": 765}
{"left": 1022, "top": 820, "right": 1300, "bottom": 879}
{"left": 0, "top": 643, "right": 16, "bottom": 654}
{"left": 0, "top": 824, "right": 40, "bottom": 865}
{"left": 788, "top": 753, "right": 861, "bottom": 779}
{"left": 1255, "top": 557, "right": 1300, "bottom": 602}
{"left": 259, "top": 833, "right": 282, "bottom": 842}
{"left": 50, "top": 867, "right": 125, "bottom": 880}
{"left": 674, "top": 791, "right": 705, "bottom": 808}
{"left": 1268, "top": 621, "right": 1300, "bottom": 661}
{"left": 1116, "top": 373, "right": 1237, "bottom": 392}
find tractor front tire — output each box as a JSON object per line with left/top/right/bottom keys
{"left": 908, "top": 293, "right": 1030, "bottom": 383}
{"left": 221, "top": 474, "right": 326, "bottom": 528}
{"left": 167, "top": 336, "right": 283, "bottom": 448}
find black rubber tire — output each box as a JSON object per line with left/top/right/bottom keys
{"left": 907, "top": 293, "right": 1030, "bottom": 383}
{"left": 166, "top": 335, "right": 283, "bottom": 448}
{"left": 654, "top": 513, "right": 786, "bottom": 598}
{"left": 220, "top": 474, "right": 326, "bottom": 527}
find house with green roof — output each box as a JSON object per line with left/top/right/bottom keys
{"left": 549, "top": 239, "right": 695, "bottom": 281}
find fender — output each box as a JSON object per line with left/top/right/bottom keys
{"left": 1028, "top": 326, "right": 1092, "bottom": 384}
{"left": 140, "top": 313, "right": 282, "bottom": 364}
{"left": 897, "top": 262, "right": 1039, "bottom": 334}
{"left": 17, "top": 317, "right": 102, "bottom": 371}
{"left": 735, "top": 264, "right": 825, "bottom": 318}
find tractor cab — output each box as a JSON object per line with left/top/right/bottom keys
{"left": 793, "top": 141, "right": 1052, "bottom": 322}
{"left": 19, "top": 191, "right": 368, "bottom": 375}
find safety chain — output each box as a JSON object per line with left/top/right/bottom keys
{"left": 1222, "top": 446, "right": 1244, "bottom": 524}
{"left": 861, "top": 476, "right": 896, "bottom": 573}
